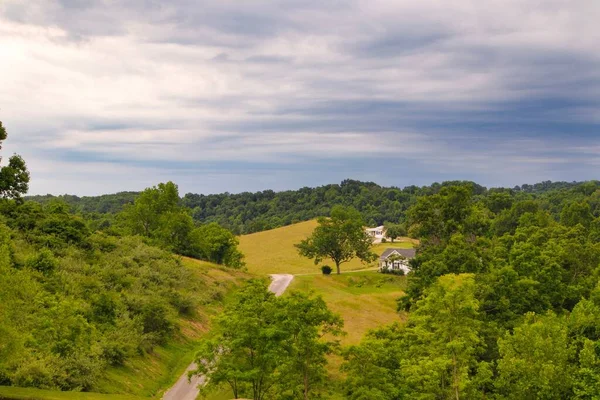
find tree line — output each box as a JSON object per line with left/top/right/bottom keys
{"left": 28, "top": 179, "right": 594, "bottom": 235}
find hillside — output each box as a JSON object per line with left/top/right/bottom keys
{"left": 289, "top": 271, "right": 407, "bottom": 345}
{"left": 0, "top": 199, "right": 250, "bottom": 399}
{"left": 238, "top": 220, "right": 415, "bottom": 275}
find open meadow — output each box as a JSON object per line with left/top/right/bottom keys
{"left": 239, "top": 220, "right": 416, "bottom": 275}
{"left": 288, "top": 270, "right": 407, "bottom": 344}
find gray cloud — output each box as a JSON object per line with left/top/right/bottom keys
{"left": 0, "top": 0, "right": 599, "bottom": 195}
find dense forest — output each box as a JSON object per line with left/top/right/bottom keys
{"left": 341, "top": 181, "right": 600, "bottom": 399}
{"left": 28, "top": 179, "right": 588, "bottom": 234}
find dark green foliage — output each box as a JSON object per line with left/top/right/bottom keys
{"left": 192, "top": 222, "right": 244, "bottom": 268}
{"left": 321, "top": 265, "right": 332, "bottom": 275}
{"left": 118, "top": 182, "right": 245, "bottom": 268}
{"left": 27, "top": 179, "right": 600, "bottom": 237}
{"left": 0, "top": 121, "right": 30, "bottom": 202}
{"left": 25, "top": 249, "right": 58, "bottom": 274}
{"left": 384, "top": 224, "right": 406, "bottom": 242}
{"left": 349, "top": 180, "right": 600, "bottom": 399}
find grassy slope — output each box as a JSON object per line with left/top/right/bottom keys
{"left": 289, "top": 270, "right": 407, "bottom": 344}
{"left": 288, "top": 270, "right": 408, "bottom": 390}
{"left": 1, "top": 258, "right": 249, "bottom": 400}
{"left": 98, "top": 257, "right": 250, "bottom": 398}
{"left": 239, "top": 220, "right": 416, "bottom": 275}
{"left": 0, "top": 387, "right": 145, "bottom": 400}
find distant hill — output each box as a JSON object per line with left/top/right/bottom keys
{"left": 27, "top": 179, "right": 594, "bottom": 235}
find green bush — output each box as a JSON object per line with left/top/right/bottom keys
{"left": 321, "top": 265, "right": 332, "bottom": 275}
{"left": 25, "top": 249, "right": 57, "bottom": 275}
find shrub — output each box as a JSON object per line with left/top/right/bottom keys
{"left": 381, "top": 237, "right": 387, "bottom": 243}
{"left": 381, "top": 268, "right": 405, "bottom": 276}
{"left": 321, "top": 265, "right": 332, "bottom": 275}
{"left": 26, "top": 249, "right": 58, "bottom": 275}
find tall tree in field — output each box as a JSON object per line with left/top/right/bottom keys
{"left": 296, "top": 206, "right": 376, "bottom": 274}
{"left": 0, "top": 121, "right": 30, "bottom": 202}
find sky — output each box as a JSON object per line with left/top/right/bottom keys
{"left": 1, "top": 0, "right": 599, "bottom": 196}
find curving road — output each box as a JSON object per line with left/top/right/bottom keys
{"left": 162, "top": 273, "right": 294, "bottom": 400}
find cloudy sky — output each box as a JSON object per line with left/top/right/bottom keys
{"left": 1, "top": 0, "right": 599, "bottom": 195}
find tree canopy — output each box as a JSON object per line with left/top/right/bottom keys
{"left": 193, "top": 280, "right": 343, "bottom": 400}
{"left": 0, "top": 121, "right": 29, "bottom": 202}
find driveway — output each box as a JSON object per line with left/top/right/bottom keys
{"left": 162, "top": 274, "right": 294, "bottom": 400}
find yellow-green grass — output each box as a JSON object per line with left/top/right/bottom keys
{"left": 97, "top": 257, "right": 250, "bottom": 398}
{"left": 0, "top": 386, "right": 145, "bottom": 400}
{"left": 238, "top": 221, "right": 415, "bottom": 275}
{"left": 288, "top": 270, "right": 408, "bottom": 383}
{"left": 288, "top": 270, "right": 407, "bottom": 345}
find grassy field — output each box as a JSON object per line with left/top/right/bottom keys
{"left": 288, "top": 270, "right": 408, "bottom": 387}
{"left": 288, "top": 270, "right": 407, "bottom": 344}
{"left": 0, "top": 386, "right": 146, "bottom": 400}
{"left": 238, "top": 220, "right": 416, "bottom": 275}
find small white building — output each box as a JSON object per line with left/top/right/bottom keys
{"left": 379, "top": 248, "right": 416, "bottom": 274}
{"left": 365, "top": 226, "right": 386, "bottom": 242}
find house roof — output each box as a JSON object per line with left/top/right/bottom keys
{"left": 365, "top": 225, "right": 385, "bottom": 232}
{"left": 380, "top": 248, "right": 416, "bottom": 260}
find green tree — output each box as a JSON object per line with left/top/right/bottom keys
{"left": 0, "top": 121, "right": 30, "bottom": 202}
{"left": 342, "top": 324, "right": 406, "bottom": 400}
{"left": 402, "top": 274, "right": 490, "bottom": 400}
{"left": 194, "top": 280, "right": 286, "bottom": 400}
{"left": 121, "top": 181, "right": 180, "bottom": 237}
{"left": 194, "top": 281, "right": 343, "bottom": 400}
{"left": 561, "top": 201, "right": 594, "bottom": 229}
{"left": 295, "top": 206, "right": 376, "bottom": 274}
{"left": 496, "top": 312, "right": 573, "bottom": 399}
{"left": 385, "top": 224, "right": 406, "bottom": 242}
{"left": 277, "top": 292, "right": 344, "bottom": 399}
{"left": 407, "top": 185, "right": 475, "bottom": 244}
{"left": 192, "top": 222, "right": 245, "bottom": 268}
{"left": 120, "top": 182, "right": 245, "bottom": 267}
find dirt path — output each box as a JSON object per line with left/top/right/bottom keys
{"left": 162, "top": 274, "right": 294, "bottom": 400}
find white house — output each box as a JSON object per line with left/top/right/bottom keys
{"left": 365, "top": 226, "right": 386, "bottom": 242}
{"left": 379, "top": 248, "right": 416, "bottom": 274}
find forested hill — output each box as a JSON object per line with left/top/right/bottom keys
{"left": 27, "top": 179, "right": 594, "bottom": 234}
